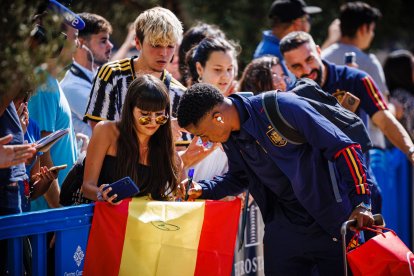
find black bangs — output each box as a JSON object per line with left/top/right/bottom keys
{"left": 135, "top": 83, "right": 169, "bottom": 112}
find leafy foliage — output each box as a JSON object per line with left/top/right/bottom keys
{"left": 1, "top": 0, "right": 412, "bottom": 108}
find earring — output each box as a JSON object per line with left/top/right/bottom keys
{"left": 198, "top": 76, "right": 202, "bottom": 83}
{"left": 217, "top": 116, "right": 222, "bottom": 122}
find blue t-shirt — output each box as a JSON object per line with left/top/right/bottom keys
{"left": 29, "top": 73, "right": 78, "bottom": 210}
{"left": 254, "top": 30, "right": 283, "bottom": 60}
{"left": 253, "top": 30, "right": 295, "bottom": 87}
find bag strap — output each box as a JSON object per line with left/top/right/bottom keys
{"left": 262, "top": 92, "right": 306, "bottom": 144}
{"left": 361, "top": 226, "right": 387, "bottom": 237}
{"left": 370, "top": 225, "right": 397, "bottom": 235}
{"left": 407, "top": 251, "right": 414, "bottom": 276}
{"left": 347, "top": 225, "right": 396, "bottom": 253}
{"left": 262, "top": 92, "right": 345, "bottom": 204}
{"left": 70, "top": 63, "right": 92, "bottom": 83}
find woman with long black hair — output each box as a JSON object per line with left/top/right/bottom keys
{"left": 82, "top": 74, "right": 181, "bottom": 202}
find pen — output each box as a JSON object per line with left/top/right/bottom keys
{"left": 185, "top": 168, "right": 194, "bottom": 201}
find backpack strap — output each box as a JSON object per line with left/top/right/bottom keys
{"left": 262, "top": 91, "right": 306, "bottom": 144}
{"left": 262, "top": 91, "right": 344, "bottom": 203}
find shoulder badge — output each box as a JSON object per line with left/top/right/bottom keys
{"left": 266, "top": 125, "right": 287, "bottom": 147}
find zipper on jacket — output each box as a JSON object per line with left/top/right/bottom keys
{"left": 255, "top": 140, "right": 268, "bottom": 154}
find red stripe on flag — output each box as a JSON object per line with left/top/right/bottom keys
{"left": 84, "top": 199, "right": 131, "bottom": 276}
{"left": 194, "top": 199, "right": 241, "bottom": 276}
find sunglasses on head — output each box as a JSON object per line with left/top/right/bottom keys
{"left": 138, "top": 114, "right": 169, "bottom": 125}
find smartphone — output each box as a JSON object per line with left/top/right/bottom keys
{"left": 340, "top": 92, "right": 360, "bottom": 113}
{"left": 344, "top": 52, "right": 356, "bottom": 65}
{"left": 103, "top": 176, "right": 140, "bottom": 203}
{"left": 49, "top": 164, "right": 68, "bottom": 173}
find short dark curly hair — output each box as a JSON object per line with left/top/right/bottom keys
{"left": 177, "top": 83, "right": 224, "bottom": 128}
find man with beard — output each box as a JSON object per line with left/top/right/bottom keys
{"left": 60, "top": 13, "right": 113, "bottom": 138}
{"left": 280, "top": 31, "right": 414, "bottom": 213}
{"left": 84, "top": 7, "right": 186, "bottom": 129}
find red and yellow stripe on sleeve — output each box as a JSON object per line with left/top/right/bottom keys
{"left": 335, "top": 145, "right": 369, "bottom": 195}
{"left": 362, "top": 76, "right": 388, "bottom": 110}
{"left": 84, "top": 197, "right": 241, "bottom": 276}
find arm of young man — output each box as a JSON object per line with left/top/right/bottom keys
{"left": 333, "top": 145, "right": 374, "bottom": 227}
{"left": 351, "top": 73, "right": 414, "bottom": 164}
{"left": 185, "top": 145, "right": 249, "bottom": 200}
{"left": 372, "top": 110, "right": 414, "bottom": 164}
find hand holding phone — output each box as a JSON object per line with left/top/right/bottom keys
{"left": 344, "top": 52, "right": 358, "bottom": 68}
{"left": 103, "top": 177, "right": 140, "bottom": 203}
{"left": 32, "top": 164, "right": 66, "bottom": 184}
{"left": 49, "top": 164, "right": 68, "bottom": 173}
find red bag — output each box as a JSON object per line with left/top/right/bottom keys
{"left": 347, "top": 226, "right": 414, "bottom": 276}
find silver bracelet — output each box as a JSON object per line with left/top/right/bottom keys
{"left": 96, "top": 191, "right": 104, "bottom": 201}
{"left": 406, "top": 146, "right": 414, "bottom": 159}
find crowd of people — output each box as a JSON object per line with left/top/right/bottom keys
{"left": 1, "top": 0, "right": 414, "bottom": 275}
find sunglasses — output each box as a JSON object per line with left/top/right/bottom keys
{"left": 138, "top": 114, "right": 169, "bottom": 125}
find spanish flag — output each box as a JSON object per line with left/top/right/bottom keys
{"left": 84, "top": 197, "right": 241, "bottom": 276}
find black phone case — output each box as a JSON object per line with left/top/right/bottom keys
{"left": 104, "top": 177, "right": 140, "bottom": 202}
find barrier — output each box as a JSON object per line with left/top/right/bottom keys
{"left": 0, "top": 204, "right": 94, "bottom": 275}
{"left": 370, "top": 148, "right": 412, "bottom": 248}
{"left": 1, "top": 147, "right": 413, "bottom": 275}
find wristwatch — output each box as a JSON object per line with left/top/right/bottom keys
{"left": 406, "top": 146, "right": 414, "bottom": 158}
{"left": 355, "top": 202, "right": 372, "bottom": 212}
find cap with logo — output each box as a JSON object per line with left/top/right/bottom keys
{"left": 48, "top": 0, "right": 85, "bottom": 30}
{"left": 269, "top": 0, "right": 322, "bottom": 22}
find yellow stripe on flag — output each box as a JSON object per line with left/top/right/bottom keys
{"left": 119, "top": 198, "right": 205, "bottom": 276}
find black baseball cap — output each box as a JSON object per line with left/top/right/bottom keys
{"left": 269, "top": 0, "right": 322, "bottom": 22}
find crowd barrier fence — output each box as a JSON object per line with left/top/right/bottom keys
{"left": 1, "top": 147, "right": 412, "bottom": 275}
{"left": 0, "top": 204, "right": 94, "bottom": 275}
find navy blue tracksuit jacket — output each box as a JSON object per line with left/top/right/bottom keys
{"left": 198, "top": 93, "right": 374, "bottom": 274}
